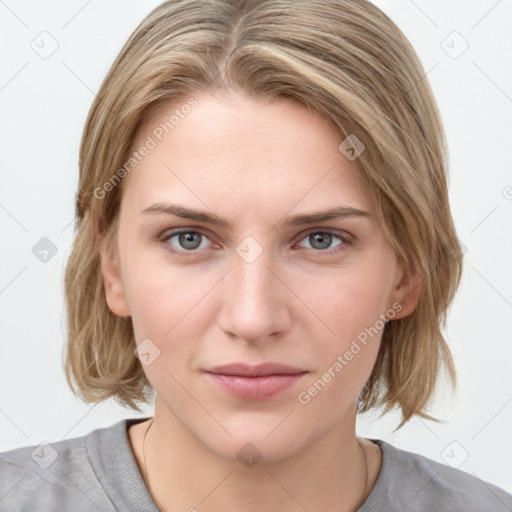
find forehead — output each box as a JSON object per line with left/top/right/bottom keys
{"left": 122, "top": 92, "right": 372, "bottom": 215}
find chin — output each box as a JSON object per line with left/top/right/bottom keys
{"left": 195, "top": 418, "right": 314, "bottom": 466}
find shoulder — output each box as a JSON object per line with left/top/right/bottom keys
{"left": 360, "top": 439, "right": 512, "bottom": 511}
{"left": 0, "top": 420, "right": 129, "bottom": 512}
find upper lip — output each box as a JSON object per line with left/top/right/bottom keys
{"left": 205, "top": 363, "right": 308, "bottom": 377}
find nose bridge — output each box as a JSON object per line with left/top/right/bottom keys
{"left": 233, "top": 247, "right": 274, "bottom": 302}
{"left": 220, "top": 238, "right": 288, "bottom": 342}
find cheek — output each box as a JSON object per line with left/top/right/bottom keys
{"left": 125, "top": 262, "right": 204, "bottom": 398}
{"left": 124, "top": 249, "right": 199, "bottom": 335}
{"left": 301, "top": 261, "right": 391, "bottom": 343}
{"left": 294, "top": 265, "right": 389, "bottom": 402}
{"left": 124, "top": 256, "right": 218, "bottom": 374}
{"left": 296, "top": 297, "right": 384, "bottom": 425}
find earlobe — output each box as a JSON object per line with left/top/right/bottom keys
{"left": 98, "top": 238, "right": 131, "bottom": 318}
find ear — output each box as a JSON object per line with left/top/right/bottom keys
{"left": 98, "top": 235, "right": 131, "bottom": 318}
{"left": 387, "top": 257, "right": 422, "bottom": 320}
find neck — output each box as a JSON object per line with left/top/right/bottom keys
{"left": 132, "top": 399, "right": 380, "bottom": 512}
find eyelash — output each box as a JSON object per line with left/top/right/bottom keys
{"left": 160, "top": 228, "right": 352, "bottom": 258}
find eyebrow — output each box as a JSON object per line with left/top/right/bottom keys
{"left": 141, "top": 203, "right": 371, "bottom": 228}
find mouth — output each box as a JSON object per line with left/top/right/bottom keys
{"left": 203, "top": 363, "right": 308, "bottom": 400}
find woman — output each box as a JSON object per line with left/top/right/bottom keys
{"left": 1, "top": 0, "right": 510, "bottom": 510}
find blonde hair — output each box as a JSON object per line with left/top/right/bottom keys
{"left": 63, "top": 0, "right": 464, "bottom": 428}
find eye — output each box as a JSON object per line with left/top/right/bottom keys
{"left": 160, "top": 228, "right": 352, "bottom": 258}
{"left": 296, "top": 230, "right": 351, "bottom": 255}
{"left": 161, "top": 229, "right": 213, "bottom": 257}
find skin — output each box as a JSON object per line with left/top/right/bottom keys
{"left": 99, "top": 90, "right": 420, "bottom": 512}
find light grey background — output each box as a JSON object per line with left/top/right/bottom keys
{"left": 1, "top": 0, "right": 511, "bottom": 495}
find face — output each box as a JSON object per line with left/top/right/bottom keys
{"left": 100, "top": 91, "right": 418, "bottom": 462}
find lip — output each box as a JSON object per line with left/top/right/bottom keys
{"left": 204, "top": 363, "right": 308, "bottom": 400}
{"left": 205, "top": 362, "right": 307, "bottom": 377}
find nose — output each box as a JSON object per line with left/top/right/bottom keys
{"left": 217, "top": 243, "right": 292, "bottom": 344}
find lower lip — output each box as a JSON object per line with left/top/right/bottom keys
{"left": 204, "top": 372, "right": 307, "bottom": 400}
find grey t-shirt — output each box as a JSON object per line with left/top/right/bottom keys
{"left": 1, "top": 417, "right": 511, "bottom": 511}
